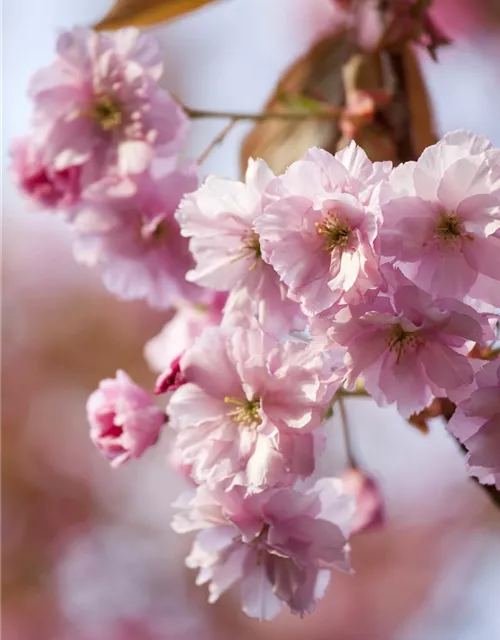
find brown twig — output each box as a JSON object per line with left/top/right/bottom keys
{"left": 186, "top": 107, "right": 341, "bottom": 122}
{"left": 197, "top": 119, "right": 238, "bottom": 165}
{"left": 338, "top": 394, "right": 357, "bottom": 468}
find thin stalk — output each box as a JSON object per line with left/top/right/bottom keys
{"left": 186, "top": 107, "right": 341, "bottom": 122}
{"left": 338, "top": 394, "right": 357, "bottom": 468}
{"left": 197, "top": 119, "right": 238, "bottom": 165}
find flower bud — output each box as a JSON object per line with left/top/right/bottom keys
{"left": 87, "top": 370, "right": 165, "bottom": 467}
{"left": 342, "top": 468, "right": 385, "bottom": 533}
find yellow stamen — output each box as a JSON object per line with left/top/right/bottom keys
{"left": 224, "top": 396, "right": 261, "bottom": 428}
{"left": 90, "top": 95, "right": 122, "bottom": 131}
{"left": 316, "top": 209, "right": 351, "bottom": 253}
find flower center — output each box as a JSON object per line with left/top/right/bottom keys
{"left": 435, "top": 213, "right": 463, "bottom": 242}
{"left": 224, "top": 396, "right": 261, "bottom": 428}
{"left": 387, "top": 324, "right": 425, "bottom": 363}
{"left": 316, "top": 210, "right": 352, "bottom": 253}
{"left": 239, "top": 230, "right": 262, "bottom": 270}
{"left": 91, "top": 95, "right": 122, "bottom": 131}
{"left": 141, "top": 215, "right": 168, "bottom": 242}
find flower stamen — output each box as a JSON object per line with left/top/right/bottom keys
{"left": 315, "top": 209, "right": 351, "bottom": 253}
{"left": 387, "top": 324, "right": 425, "bottom": 364}
{"left": 91, "top": 95, "right": 122, "bottom": 131}
{"left": 239, "top": 230, "right": 262, "bottom": 270}
{"left": 435, "top": 213, "right": 464, "bottom": 242}
{"left": 224, "top": 396, "right": 261, "bottom": 428}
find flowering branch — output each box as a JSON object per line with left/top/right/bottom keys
{"left": 10, "top": 23, "right": 500, "bottom": 623}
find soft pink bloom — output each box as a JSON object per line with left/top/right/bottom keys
{"left": 29, "top": 27, "right": 187, "bottom": 182}
{"left": 144, "top": 292, "right": 227, "bottom": 373}
{"left": 316, "top": 268, "right": 493, "bottom": 417}
{"left": 87, "top": 370, "right": 165, "bottom": 467}
{"left": 10, "top": 136, "right": 81, "bottom": 212}
{"left": 172, "top": 479, "right": 353, "bottom": 620}
{"left": 176, "top": 158, "right": 306, "bottom": 336}
{"left": 168, "top": 326, "right": 342, "bottom": 489}
{"left": 255, "top": 142, "right": 391, "bottom": 315}
{"left": 448, "top": 358, "right": 500, "bottom": 489}
{"left": 380, "top": 130, "right": 500, "bottom": 305}
{"left": 342, "top": 468, "right": 385, "bottom": 533}
{"left": 72, "top": 159, "right": 202, "bottom": 308}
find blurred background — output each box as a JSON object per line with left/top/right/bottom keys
{"left": 3, "top": 0, "right": 500, "bottom": 638}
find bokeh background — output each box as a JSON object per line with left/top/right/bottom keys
{"left": 3, "top": 1, "right": 500, "bottom": 638}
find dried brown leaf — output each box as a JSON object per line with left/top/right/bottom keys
{"left": 338, "top": 46, "right": 436, "bottom": 163}
{"left": 401, "top": 45, "right": 437, "bottom": 155}
{"left": 95, "top": 0, "right": 221, "bottom": 31}
{"left": 240, "top": 34, "right": 355, "bottom": 176}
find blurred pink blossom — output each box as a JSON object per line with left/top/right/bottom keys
{"left": 28, "top": 27, "right": 187, "bottom": 183}
{"left": 342, "top": 468, "right": 385, "bottom": 533}
{"left": 72, "top": 159, "right": 201, "bottom": 308}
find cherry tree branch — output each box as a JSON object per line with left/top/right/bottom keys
{"left": 185, "top": 106, "right": 341, "bottom": 122}
{"left": 197, "top": 119, "right": 238, "bottom": 164}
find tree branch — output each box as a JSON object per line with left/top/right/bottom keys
{"left": 185, "top": 107, "right": 341, "bottom": 122}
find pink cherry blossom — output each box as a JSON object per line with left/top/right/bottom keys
{"left": 87, "top": 370, "right": 165, "bottom": 467}
{"left": 379, "top": 130, "right": 500, "bottom": 305}
{"left": 29, "top": 27, "right": 187, "bottom": 183}
{"left": 448, "top": 358, "right": 500, "bottom": 489}
{"left": 317, "top": 268, "right": 493, "bottom": 417}
{"left": 72, "top": 159, "right": 202, "bottom": 308}
{"left": 10, "top": 136, "right": 81, "bottom": 212}
{"left": 168, "top": 326, "right": 342, "bottom": 489}
{"left": 144, "top": 292, "right": 227, "bottom": 373}
{"left": 176, "top": 158, "right": 306, "bottom": 335}
{"left": 342, "top": 468, "right": 385, "bottom": 533}
{"left": 255, "top": 142, "right": 391, "bottom": 315}
{"left": 172, "top": 478, "right": 353, "bottom": 619}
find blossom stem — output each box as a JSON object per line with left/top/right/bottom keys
{"left": 197, "top": 119, "right": 238, "bottom": 165}
{"left": 337, "top": 388, "right": 370, "bottom": 398}
{"left": 338, "top": 395, "right": 357, "bottom": 468}
{"left": 185, "top": 107, "right": 341, "bottom": 122}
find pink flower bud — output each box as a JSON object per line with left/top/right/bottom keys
{"left": 87, "top": 370, "right": 165, "bottom": 467}
{"left": 342, "top": 468, "right": 385, "bottom": 534}
{"left": 155, "top": 353, "right": 186, "bottom": 395}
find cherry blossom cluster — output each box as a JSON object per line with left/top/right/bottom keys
{"left": 10, "top": 26, "right": 201, "bottom": 309}
{"left": 12, "top": 26, "right": 500, "bottom": 621}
